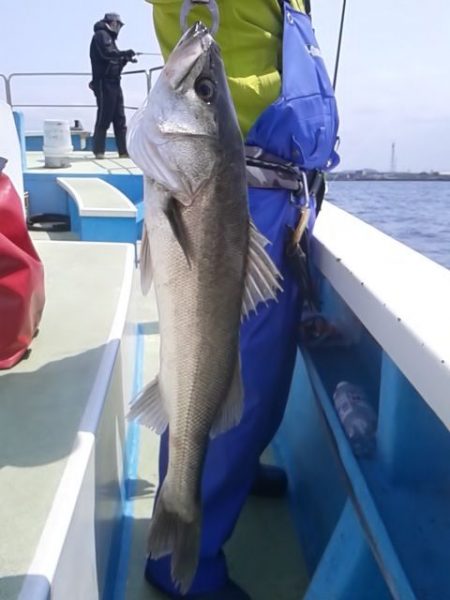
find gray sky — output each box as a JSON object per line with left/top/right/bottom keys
{"left": 1, "top": 0, "right": 449, "bottom": 172}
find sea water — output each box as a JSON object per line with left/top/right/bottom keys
{"left": 327, "top": 181, "right": 450, "bottom": 269}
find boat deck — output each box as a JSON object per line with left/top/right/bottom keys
{"left": 0, "top": 241, "right": 134, "bottom": 599}
{"left": 25, "top": 151, "right": 141, "bottom": 176}
{"left": 0, "top": 238, "right": 308, "bottom": 599}
{"left": 125, "top": 439, "right": 308, "bottom": 600}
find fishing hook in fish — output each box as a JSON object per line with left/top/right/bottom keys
{"left": 180, "top": 0, "right": 220, "bottom": 36}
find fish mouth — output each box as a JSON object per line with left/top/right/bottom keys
{"left": 164, "top": 21, "right": 215, "bottom": 90}
{"left": 183, "top": 21, "right": 210, "bottom": 43}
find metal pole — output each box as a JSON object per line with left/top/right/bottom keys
{"left": 6, "top": 78, "right": 12, "bottom": 106}
{"left": 11, "top": 103, "right": 140, "bottom": 110}
{"left": 147, "top": 66, "right": 164, "bottom": 92}
{"left": 0, "top": 75, "right": 12, "bottom": 105}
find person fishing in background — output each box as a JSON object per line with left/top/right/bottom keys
{"left": 89, "top": 13, "right": 136, "bottom": 159}
{"left": 141, "top": 1, "right": 339, "bottom": 598}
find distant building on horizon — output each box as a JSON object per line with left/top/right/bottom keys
{"left": 390, "top": 142, "right": 397, "bottom": 173}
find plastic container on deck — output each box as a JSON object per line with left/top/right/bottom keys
{"left": 43, "top": 120, "right": 73, "bottom": 168}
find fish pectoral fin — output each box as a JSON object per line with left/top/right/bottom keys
{"left": 164, "top": 195, "right": 192, "bottom": 268}
{"left": 241, "top": 220, "right": 284, "bottom": 320}
{"left": 127, "top": 376, "right": 168, "bottom": 434}
{"left": 210, "top": 358, "right": 244, "bottom": 438}
{"left": 140, "top": 226, "right": 153, "bottom": 295}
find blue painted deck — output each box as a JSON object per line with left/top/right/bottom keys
{"left": 24, "top": 151, "right": 144, "bottom": 243}
{"left": 25, "top": 133, "right": 118, "bottom": 153}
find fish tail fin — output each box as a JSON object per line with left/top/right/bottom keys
{"left": 147, "top": 486, "right": 201, "bottom": 595}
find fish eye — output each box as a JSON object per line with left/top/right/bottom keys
{"left": 194, "top": 78, "right": 216, "bottom": 103}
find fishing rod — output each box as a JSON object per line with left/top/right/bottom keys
{"left": 135, "top": 52, "right": 162, "bottom": 57}
{"left": 332, "top": 0, "right": 348, "bottom": 91}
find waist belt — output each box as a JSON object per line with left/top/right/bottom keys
{"left": 245, "top": 146, "right": 323, "bottom": 309}
{"left": 245, "top": 145, "right": 324, "bottom": 201}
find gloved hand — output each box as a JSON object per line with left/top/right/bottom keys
{"left": 125, "top": 49, "right": 136, "bottom": 59}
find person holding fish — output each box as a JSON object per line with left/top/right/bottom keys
{"left": 127, "top": 0, "right": 339, "bottom": 598}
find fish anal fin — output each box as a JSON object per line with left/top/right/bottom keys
{"left": 241, "top": 220, "right": 283, "bottom": 320}
{"left": 127, "top": 376, "right": 168, "bottom": 434}
{"left": 210, "top": 358, "right": 244, "bottom": 438}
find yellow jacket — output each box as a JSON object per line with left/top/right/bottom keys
{"left": 146, "top": 0, "right": 305, "bottom": 136}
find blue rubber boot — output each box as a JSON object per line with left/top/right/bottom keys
{"left": 250, "top": 463, "right": 288, "bottom": 498}
{"left": 146, "top": 574, "right": 251, "bottom": 599}
{"left": 186, "top": 579, "right": 251, "bottom": 599}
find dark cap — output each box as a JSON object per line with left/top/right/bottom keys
{"left": 104, "top": 12, "right": 124, "bottom": 25}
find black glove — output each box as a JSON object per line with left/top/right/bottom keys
{"left": 125, "top": 49, "right": 136, "bottom": 59}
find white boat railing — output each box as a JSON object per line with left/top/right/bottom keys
{"left": 0, "top": 67, "right": 163, "bottom": 112}
{"left": 0, "top": 73, "right": 10, "bottom": 104}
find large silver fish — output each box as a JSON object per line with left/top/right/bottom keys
{"left": 127, "top": 22, "right": 282, "bottom": 594}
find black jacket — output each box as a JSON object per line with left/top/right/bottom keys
{"left": 90, "top": 20, "right": 132, "bottom": 81}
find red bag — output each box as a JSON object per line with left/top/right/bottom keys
{"left": 0, "top": 168, "right": 45, "bottom": 368}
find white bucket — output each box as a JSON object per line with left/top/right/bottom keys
{"left": 43, "top": 120, "right": 73, "bottom": 168}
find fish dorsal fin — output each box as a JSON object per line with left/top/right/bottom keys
{"left": 241, "top": 221, "right": 283, "bottom": 319}
{"left": 210, "top": 357, "right": 244, "bottom": 438}
{"left": 127, "top": 376, "right": 168, "bottom": 434}
{"left": 140, "top": 226, "right": 153, "bottom": 295}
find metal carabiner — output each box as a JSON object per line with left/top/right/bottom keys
{"left": 180, "top": 0, "right": 220, "bottom": 36}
